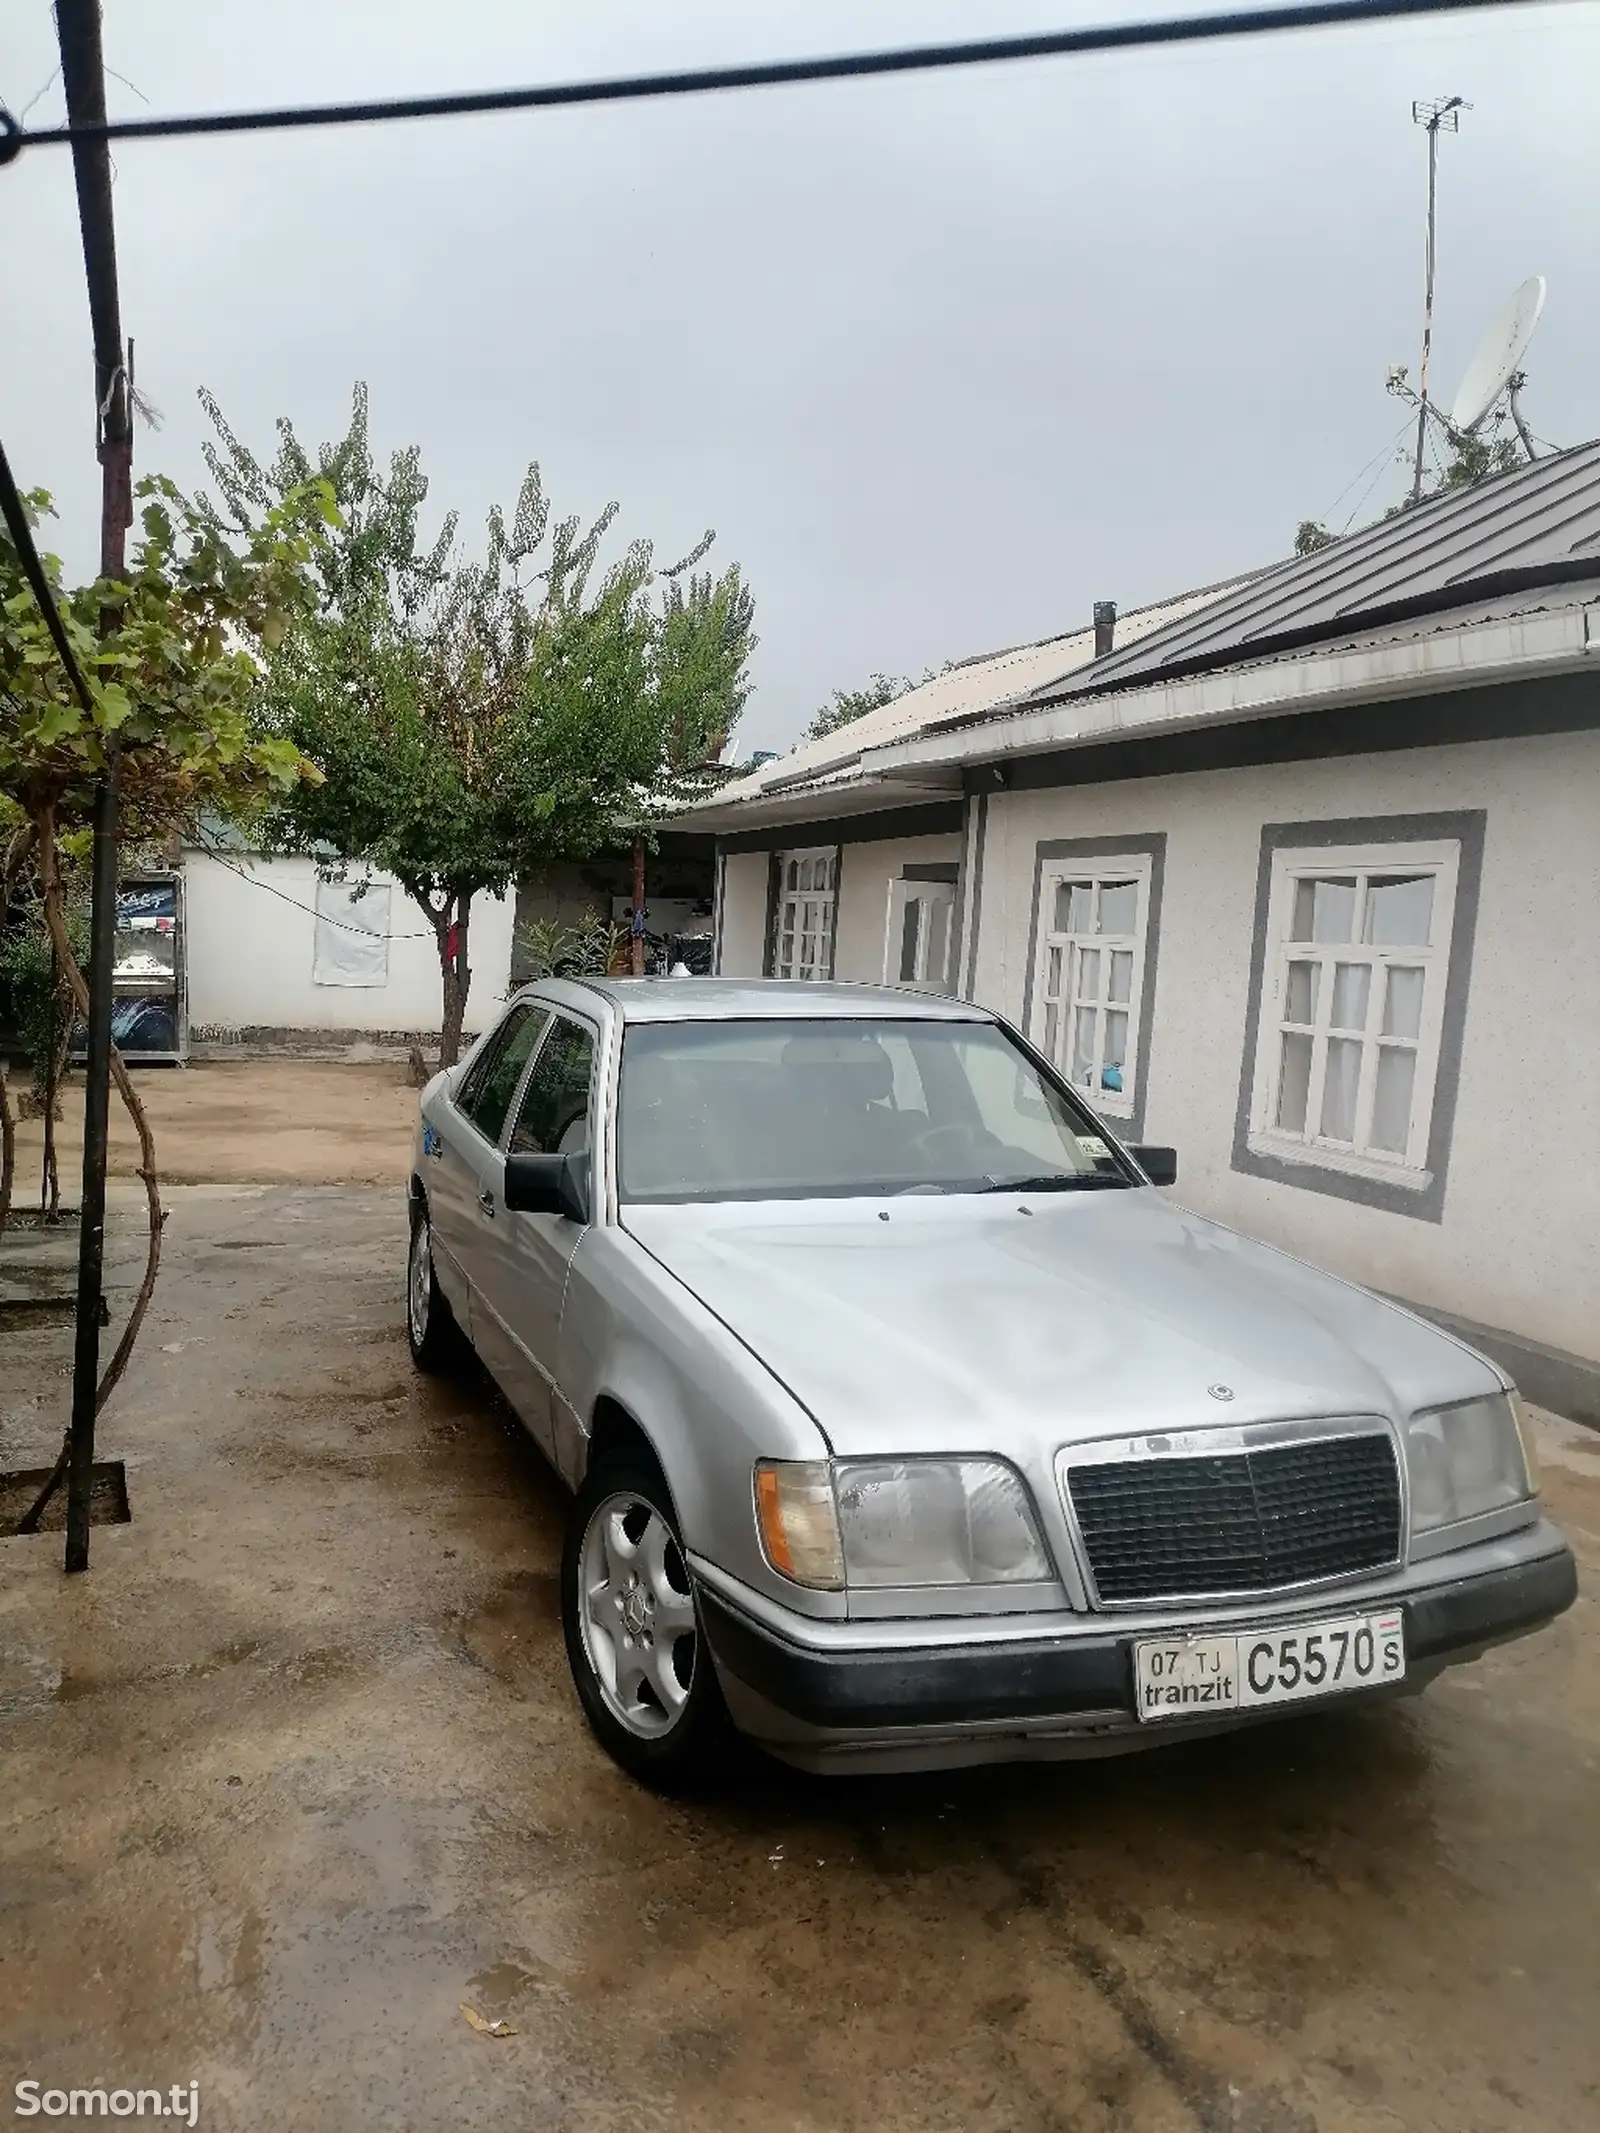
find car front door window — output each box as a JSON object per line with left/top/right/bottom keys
{"left": 508, "top": 1016, "right": 597, "bottom": 1158}
{"left": 461, "top": 1006, "right": 549, "bottom": 1146}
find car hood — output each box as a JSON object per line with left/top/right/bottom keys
{"left": 621, "top": 1190, "right": 1499, "bottom": 1456}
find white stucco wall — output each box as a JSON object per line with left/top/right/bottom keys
{"left": 967, "top": 729, "right": 1600, "bottom": 1362}
{"left": 835, "top": 833, "right": 963, "bottom": 983}
{"left": 715, "top": 851, "right": 771, "bottom": 977}
{"left": 182, "top": 851, "right": 516, "bottom": 1036}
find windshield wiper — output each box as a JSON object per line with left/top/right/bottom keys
{"left": 980, "top": 1171, "right": 1132, "bottom": 1193}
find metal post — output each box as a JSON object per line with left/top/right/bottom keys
{"left": 64, "top": 758, "right": 119, "bottom": 1570}
{"left": 58, "top": 0, "right": 132, "bottom": 1573}
{"left": 1409, "top": 96, "right": 1466, "bottom": 506}
{"left": 631, "top": 840, "right": 647, "bottom": 977}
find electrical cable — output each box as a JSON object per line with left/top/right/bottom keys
{"left": 191, "top": 842, "right": 440, "bottom": 939}
{"left": 0, "top": 0, "right": 1547, "bottom": 161}
{"left": 1320, "top": 414, "right": 1416, "bottom": 527}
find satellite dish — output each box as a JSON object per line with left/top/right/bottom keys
{"left": 1450, "top": 276, "right": 1546, "bottom": 433}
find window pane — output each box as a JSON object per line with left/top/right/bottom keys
{"left": 1071, "top": 1005, "right": 1098, "bottom": 1086}
{"left": 1276, "top": 1032, "right": 1312, "bottom": 1133}
{"left": 1102, "top": 1010, "right": 1129, "bottom": 1094}
{"left": 1292, "top": 876, "right": 1356, "bottom": 943}
{"left": 1098, "top": 881, "right": 1138, "bottom": 935}
{"left": 1371, "top": 1046, "right": 1417, "bottom": 1155}
{"left": 1383, "top": 965, "right": 1425, "bottom": 1041}
{"left": 1108, "top": 949, "right": 1133, "bottom": 1004}
{"left": 1320, "top": 1036, "right": 1362, "bottom": 1141}
{"left": 1043, "top": 1004, "right": 1058, "bottom": 1059}
{"left": 1365, "top": 874, "right": 1434, "bottom": 947}
{"left": 1046, "top": 945, "right": 1063, "bottom": 997}
{"left": 898, "top": 898, "right": 921, "bottom": 983}
{"left": 1330, "top": 963, "right": 1371, "bottom": 1031}
{"left": 509, "top": 1017, "right": 596, "bottom": 1158}
{"left": 780, "top": 930, "right": 794, "bottom": 966}
{"left": 785, "top": 860, "right": 797, "bottom": 890}
{"left": 1054, "top": 881, "right": 1092, "bottom": 933}
{"left": 1284, "top": 960, "right": 1319, "bottom": 1024}
{"left": 1076, "top": 947, "right": 1102, "bottom": 1000}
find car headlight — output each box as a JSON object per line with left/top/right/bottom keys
{"left": 755, "top": 1457, "right": 1051, "bottom": 1591}
{"left": 1402, "top": 1391, "right": 1535, "bottom": 1535}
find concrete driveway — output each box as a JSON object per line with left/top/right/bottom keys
{"left": 2, "top": 1180, "right": 1597, "bottom": 2133}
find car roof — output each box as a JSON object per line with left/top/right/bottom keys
{"left": 519, "top": 977, "right": 996, "bottom": 1024}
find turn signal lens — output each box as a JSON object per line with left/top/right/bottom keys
{"left": 754, "top": 1461, "right": 845, "bottom": 1590}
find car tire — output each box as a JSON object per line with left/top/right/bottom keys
{"left": 562, "top": 1448, "right": 735, "bottom": 1788}
{"left": 406, "top": 1199, "right": 462, "bottom": 1373}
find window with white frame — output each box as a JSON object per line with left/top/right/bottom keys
{"left": 1032, "top": 858, "right": 1152, "bottom": 1119}
{"left": 1248, "top": 839, "right": 1459, "bottom": 1182}
{"left": 772, "top": 848, "right": 838, "bottom": 980}
{"left": 884, "top": 876, "right": 955, "bottom": 991}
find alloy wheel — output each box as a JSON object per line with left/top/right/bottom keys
{"left": 577, "top": 1492, "right": 698, "bottom": 1738}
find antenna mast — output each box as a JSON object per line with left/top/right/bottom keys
{"left": 1409, "top": 95, "right": 1468, "bottom": 504}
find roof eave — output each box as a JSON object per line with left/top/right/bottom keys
{"left": 858, "top": 599, "right": 1598, "bottom": 778}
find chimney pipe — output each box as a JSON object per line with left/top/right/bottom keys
{"left": 1093, "top": 601, "right": 1117, "bottom": 658}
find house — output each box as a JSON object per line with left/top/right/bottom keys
{"left": 684, "top": 440, "right": 1600, "bottom": 1423}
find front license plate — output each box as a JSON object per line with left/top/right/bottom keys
{"left": 1134, "top": 1610, "right": 1405, "bottom": 1723}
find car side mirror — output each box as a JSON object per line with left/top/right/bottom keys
{"left": 503, "top": 1150, "right": 591, "bottom": 1223}
{"left": 1129, "top": 1145, "right": 1177, "bottom": 1187}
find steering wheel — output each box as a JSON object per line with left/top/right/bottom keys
{"left": 910, "top": 1121, "right": 997, "bottom": 1166}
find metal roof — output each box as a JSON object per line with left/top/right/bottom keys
{"left": 683, "top": 572, "right": 1259, "bottom": 824}
{"left": 1050, "top": 437, "right": 1600, "bottom": 701}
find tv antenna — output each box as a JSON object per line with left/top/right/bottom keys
{"left": 1450, "top": 274, "right": 1546, "bottom": 459}
{"left": 1408, "top": 95, "right": 1470, "bottom": 503}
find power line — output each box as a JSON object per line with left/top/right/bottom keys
{"left": 0, "top": 1, "right": 1549, "bottom": 160}
{"left": 193, "top": 843, "right": 437, "bottom": 940}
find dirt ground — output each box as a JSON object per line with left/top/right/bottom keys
{"left": 1, "top": 1067, "right": 1597, "bottom": 2131}
{"left": 7, "top": 1058, "right": 420, "bottom": 1190}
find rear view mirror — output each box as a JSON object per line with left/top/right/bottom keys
{"left": 504, "top": 1150, "right": 591, "bottom": 1223}
{"left": 1129, "top": 1145, "right": 1178, "bottom": 1188}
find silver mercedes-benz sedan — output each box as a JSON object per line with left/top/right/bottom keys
{"left": 406, "top": 978, "right": 1576, "bottom": 1783}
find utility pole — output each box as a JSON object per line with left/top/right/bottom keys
{"left": 1409, "top": 95, "right": 1467, "bottom": 505}
{"left": 57, "top": 0, "right": 132, "bottom": 1574}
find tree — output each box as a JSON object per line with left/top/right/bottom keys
{"left": 1294, "top": 520, "right": 1337, "bottom": 557}
{"left": 197, "top": 385, "right": 754, "bottom": 1064}
{"left": 1439, "top": 428, "right": 1521, "bottom": 490}
{"left": 1, "top": 475, "right": 327, "bottom": 1383}
{"left": 807, "top": 671, "right": 911, "bottom": 743}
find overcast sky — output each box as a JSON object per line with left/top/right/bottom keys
{"left": 2, "top": 2, "right": 1595, "bottom": 753}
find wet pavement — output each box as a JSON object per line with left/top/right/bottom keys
{"left": 2, "top": 1185, "right": 1597, "bottom": 2132}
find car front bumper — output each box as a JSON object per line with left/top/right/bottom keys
{"left": 695, "top": 1519, "right": 1578, "bottom": 1774}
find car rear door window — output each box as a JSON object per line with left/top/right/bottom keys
{"left": 508, "top": 1016, "right": 597, "bottom": 1157}
{"left": 460, "top": 1006, "right": 548, "bottom": 1146}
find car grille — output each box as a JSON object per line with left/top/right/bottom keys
{"left": 1064, "top": 1433, "right": 1402, "bottom": 1603}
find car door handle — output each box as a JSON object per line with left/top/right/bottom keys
{"left": 478, "top": 1189, "right": 496, "bottom": 1219}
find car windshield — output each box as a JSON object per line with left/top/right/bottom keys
{"left": 617, "top": 1017, "right": 1131, "bottom": 1203}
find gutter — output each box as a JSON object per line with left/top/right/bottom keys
{"left": 860, "top": 602, "right": 1599, "bottom": 778}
